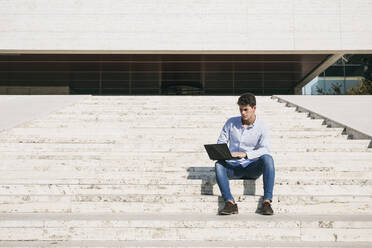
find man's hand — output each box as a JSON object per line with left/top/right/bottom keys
{"left": 231, "top": 152, "right": 247, "bottom": 159}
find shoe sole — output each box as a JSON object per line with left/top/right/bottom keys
{"left": 219, "top": 211, "right": 238, "bottom": 215}
{"left": 261, "top": 211, "right": 274, "bottom": 215}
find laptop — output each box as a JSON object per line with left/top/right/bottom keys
{"left": 204, "top": 143, "right": 240, "bottom": 160}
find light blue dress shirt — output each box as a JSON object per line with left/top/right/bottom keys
{"left": 216, "top": 115, "right": 271, "bottom": 168}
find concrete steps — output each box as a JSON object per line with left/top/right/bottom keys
{"left": 0, "top": 177, "right": 370, "bottom": 186}
{"left": 2, "top": 151, "right": 372, "bottom": 161}
{"left": 0, "top": 95, "right": 371, "bottom": 246}
{"left": 0, "top": 143, "right": 369, "bottom": 153}
{"left": 1, "top": 160, "right": 372, "bottom": 172}
{"left": 0, "top": 194, "right": 371, "bottom": 214}
{"left": 3, "top": 127, "right": 345, "bottom": 135}
{"left": 0, "top": 183, "right": 371, "bottom": 196}
{"left": 18, "top": 120, "right": 329, "bottom": 129}
{"left": 0, "top": 213, "right": 371, "bottom": 242}
{"left": 0, "top": 173, "right": 371, "bottom": 183}
{"left": 0, "top": 137, "right": 369, "bottom": 146}
{"left": 1, "top": 240, "right": 371, "bottom": 248}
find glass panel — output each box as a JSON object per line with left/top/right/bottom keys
{"left": 305, "top": 54, "right": 372, "bottom": 95}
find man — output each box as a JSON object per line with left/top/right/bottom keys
{"left": 215, "top": 92, "right": 275, "bottom": 215}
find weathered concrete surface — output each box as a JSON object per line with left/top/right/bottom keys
{"left": 273, "top": 95, "right": 372, "bottom": 142}
{"left": 1, "top": 0, "right": 372, "bottom": 52}
{"left": 0, "top": 95, "right": 89, "bottom": 133}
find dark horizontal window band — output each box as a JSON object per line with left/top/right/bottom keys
{"left": 0, "top": 54, "right": 329, "bottom": 95}
{"left": 0, "top": 70, "right": 306, "bottom": 74}
{"left": 67, "top": 87, "right": 295, "bottom": 90}
{"left": 0, "top": 60, "right": 326, "bottom": 64}
{"left": 0, "top": 79, "right": 298, "bottom": 82}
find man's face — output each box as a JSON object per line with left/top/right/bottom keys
{"left": 239, "top": 104, "right": 256, "bottom": 121}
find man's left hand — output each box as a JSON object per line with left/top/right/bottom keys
{"left": 231, "top": 152, "right": 247, "bottom": 159}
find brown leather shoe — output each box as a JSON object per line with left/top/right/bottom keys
{"left": 261, "top": 201, "right": 274, "bottom": 215}
{"left": 219, "top": 201, "right": 238, "bottom": 215}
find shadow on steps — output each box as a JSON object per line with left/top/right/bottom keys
{"left": 187, "top": 166, "right": 264, "bottom": 214}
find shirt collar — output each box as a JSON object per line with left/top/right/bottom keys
{"left": 240, "top": 115, "right": 257, "bottom": 128}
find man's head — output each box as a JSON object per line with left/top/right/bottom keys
{"left": 237, "top": 93, "right": 256, "bottom": 122}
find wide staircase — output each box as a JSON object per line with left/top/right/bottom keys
{"left": 0, "top": 96, "right": 371, "bottom": 247}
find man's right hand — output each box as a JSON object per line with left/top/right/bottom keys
{"left": 231, "top": 152, "right": 247, "bottom": 159}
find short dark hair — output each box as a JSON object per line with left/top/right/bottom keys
{"left": 237, "top": 92, "right": 256, "bottom": 107}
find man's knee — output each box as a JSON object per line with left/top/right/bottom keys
{"left": 259, "top": 154, "right": 275, "bottom": 168}
{"left": 215, "top": 160, "right": 224, "bottom": 168}
{"left": 215, "top": 160, "right": 226, "bottom": 172}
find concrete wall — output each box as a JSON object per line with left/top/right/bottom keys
{"left": 0, "top": 0, "right": 372, "bottom": 53}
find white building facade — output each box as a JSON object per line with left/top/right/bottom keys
{"left": 1, "top": 0, "right": 372, "bottom": 95}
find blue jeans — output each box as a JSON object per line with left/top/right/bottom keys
{"left": 214, "top": 154, "right": 275, "bottom": 203}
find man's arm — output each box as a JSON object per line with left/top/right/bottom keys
{"left": 217, "top": 120, "right": 230, "bottom": 144}
{"left": 244, "top": 124, "right": 271, "bottom": 159}
{"left": 218, "top": 119, "right": 247, "bottom": 159}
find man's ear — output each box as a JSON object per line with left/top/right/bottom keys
{"left": 253, "top": 106, "right": 257, "bottom": 111}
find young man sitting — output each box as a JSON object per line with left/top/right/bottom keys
{"left": 215, "top": 93, "right": 275, "bottom": 215}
